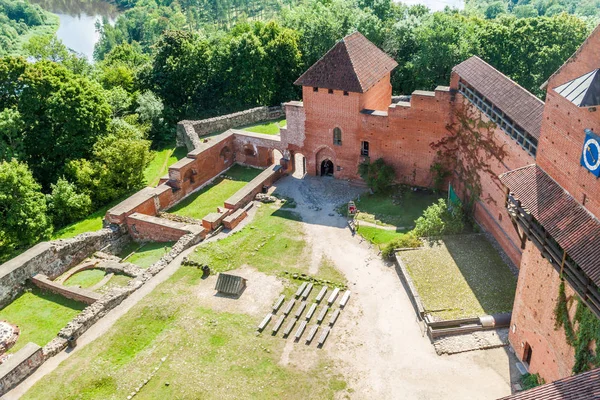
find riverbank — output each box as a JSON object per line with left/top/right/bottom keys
{"left": 2, "top": 8, "right": 59, "bottom": 57}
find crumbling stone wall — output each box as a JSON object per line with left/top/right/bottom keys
{"left": 0, "top": 343, "right": 43, "bottom": 395}
{"left": 43, "top": 230, "right": 203, "bottom": 359}
{"left": 0, "top": 227, "right": 129, "bottom": 308}
{"left": 177, "top": 106, "right": 284, "bottom": 151}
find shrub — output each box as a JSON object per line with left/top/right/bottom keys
{"left": 47, "top": 178, "right": 92, "bottom": 228}
{"left": 413, "top": 199, "right": 464, "bottom": 237}
{"left": 381, "top": 233, "right": 422, "bottom": 260}
{"left": 358, "top": 158, "right": 395, "bottom": 193}
{"left": 520, "top": 373, "right": 544, "bottom": 390}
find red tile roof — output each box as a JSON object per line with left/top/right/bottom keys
{"left": 497, "top": 368, "right": 600, "bottom": 400}
{"left": 499, "top": 165, "right": 600, "bottom": 286}
{"left": 294, "top": 32, "right": 398, "bottom": 93}
{"left": 453, "top": 56, "right": 544, "bottom": 139}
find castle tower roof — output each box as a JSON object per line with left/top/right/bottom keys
{"left": 294, "top": 32, "right": 398, "bottom": 93}
{"left": 554, "top": 68, "right": 600, "bottom": 107}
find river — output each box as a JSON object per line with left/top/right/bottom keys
{"left": 29, "top": 0, "right": 120, "bottom": 61}
{"left": 27, "top": 0, "right": 463, "bottom": 62}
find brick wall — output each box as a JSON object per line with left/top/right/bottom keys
{"left": 126, "top": 213, "right": 205, "bottom": 242}
{"left": 360, "top": 73, "right": 393, "bottom": 111}
{"left": 31, "top": 274, "right": 101, "bottom": 305}
{"left": 508, "top": 242, "right": 576, "bottom": 382}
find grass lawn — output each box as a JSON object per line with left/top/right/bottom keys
{"left": 144, "top": 145, "right": 188, "bottom": 187}
{"left": 64, "top": 269, "right": 107, "bottom": 288}
{"left": 356, "top": 225, "right": 408, "bottom": 247}
{"left": 240, "top": 118, "right": 286, "bottom": 135}
{"left": 398, "top": 235, "right": 516, "bottom": 320}
{"left": 356, "top": 187, "right": 441, "bottom": 228}
{"left": 0, "top": 288, "right": 85, "bottom": 353}
{"left": 51, "top": 201, "right": 117, "bottom": 240}
{"left": 22, "top": 202, "right": 348, "bottom": 400}
{"left": 126, "top": 242, "right": 174, "bottom": 269}
{"left": 168, "top": 164, "right": 262, "bottom": 220}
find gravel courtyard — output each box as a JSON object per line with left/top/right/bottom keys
{"left": 272, "top": 175, "right": 519, "bottom": 399}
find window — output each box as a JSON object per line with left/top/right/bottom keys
{"left": 333, "top": 127, "right": 342, "bottom": 146}
{"left": 343, "top": 91, "right": 349, "bottom": 96}
{"left": 361, "top": 141, "right": 369, "bottom": 156}
{"left": 328, "top": 89, "right": 334, "bottom": 94}
{"left": 313, "top": 87, "right": 318, "bottom": 92}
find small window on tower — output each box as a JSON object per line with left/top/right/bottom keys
{"left": 361, "top": 141, "right": 369, "bottom": 156}
{"left": 333, "top": 127, "right": 342, "bottom": 146}
{"left": 313, "top": 87, "right": 318, "bottom": 92}
{"left": 343, "top": 91, "right": 349, "bottom": 96}
{"left": 328, "top": 89, "right": 334, "bottom": 94}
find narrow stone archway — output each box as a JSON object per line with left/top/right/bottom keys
{"left": 320, "top": 159, "right": 334, "bottom": 176}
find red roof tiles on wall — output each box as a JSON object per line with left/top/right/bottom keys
{"left": 499, "top": 165, "right": 600, "bottom": 286}
{"left": 497, "top": 367, "right": 600, "bottom": 400}
{"left": 454, "top": 56, "right": 544, "bottom": 139}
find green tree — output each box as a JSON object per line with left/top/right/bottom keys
{"left": 0, "top": 107, "right": 24, "bottom": 161}
{"left": 16, "top": 60, "right": 111, "bottom": 187}
{"left": 46, "top": 178, "right": 92, "bottom": 227}
{"left": 413, "top": 199, "right": 464, "bottom": 237}
{"left": 0, "top": 159, "right": 51, "bottom": 254}
{"left": 68, "top": 118, "right": 151, "bottom": 205}
{"left": 358, "top": 158, "right": 396, "bottom": 193}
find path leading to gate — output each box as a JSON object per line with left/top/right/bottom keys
{"left": 273, "top": 175, "right": 517, "bottom": 399}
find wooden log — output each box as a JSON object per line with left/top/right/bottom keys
{"left": 272, "top": 315, "right": 285, "bottom": 334}
{"left": 317, "top": 305, "right": 329, "bottom": 324}
{"left": 328, "top": 309, "right": 340, "bottom": 327}
{"left": 339, "top": 290, "right": 351, "bottom": 308}
{"left": 272, "top": 295, "right": 285, "bottom": 313}
{"left": 257, "top": 313, "right": 272, "bottom": 332}
{"left": 315, "top": 286, "right": 328, "bottom": 303}
{"left": 305, "top": 303, "right": 317, "bottom": 321}
{"left": 295, "top": 301, "right": 307, "bottom": 319}
{"left": 301, "top": 283, "right": 313, "bottom": 300}
{"left": 318, "top": 327, "right": 330, "bottom": 346}
{"left": 283, "top": 299, "right": 296, "bottom": 316}
{"left": 327, "top": 288, "right": 340, "bottom": 305}
{"left": 283, "top": 318, "right": 297, "bottom": 337}
{"left": 306, "top": 325, "right": 319, "bottom": 344}
{"left": 295, "top": 320, "right": 308, "bottom": 340}
{"left": 295, "top": 282, "right": 308, "bottom": 298}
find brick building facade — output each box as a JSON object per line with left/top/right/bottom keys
{"left": 283, "top": 29, "right": 600, "bottom": 384}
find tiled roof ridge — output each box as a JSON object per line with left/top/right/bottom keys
{"left": 342, "top": 32, "right": 362, "bottom": 91}
{"left": 457, "top": 56, "right": 544, "bottom": 106}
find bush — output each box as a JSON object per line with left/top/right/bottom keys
{"left": 413, "top": 199, "right": 464, "bottom": 237}
{"left": 381, "top": 233, "right": 422, "bottom": 260}
{"left": 47, "top": 178, "right": 92, "bottom": 228}
{"left": 520, "top": 373, "right": 544, "bottom": 390}
{"left": 358, "top": 158, "right": 395, "bottom": 193}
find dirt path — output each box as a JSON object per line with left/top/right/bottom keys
{"left": 273, "top": 175, "right": 516, "bottom": 400}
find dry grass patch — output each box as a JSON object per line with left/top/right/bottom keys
{"left": 398, "top": 235, "right": 516, "bottom": 320}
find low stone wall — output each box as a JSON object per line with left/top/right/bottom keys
{"left": 0, "top": 343, "right": 43, "bottom": 395}
{"left": 0, "top": 227, "right": 128, "bottom": 308}
{"left": 31, "top": 274, "right": 102, "bottom": 305}
{"left": 177, "top": 106, "right": 284, "bottom": 151}
{"left": 126, "top": 213, "right": 206, "bottom": 242}
{"left": 224, "top": 164, "right": 283, "bottom": 211}
{"left": 42, "top": 230, "right": 204, "bottom": 359}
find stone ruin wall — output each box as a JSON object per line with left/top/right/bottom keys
{"left": 177, "top": 106, "right": 285, "bottom": 151}
{"left": 0, "top": 227, "right": 130, "bottom": 308}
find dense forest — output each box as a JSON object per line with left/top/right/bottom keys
{"left": 0, "top": 0, "right": 57, "bottom": 55}
{"left": 0, "top": 0, "right": 596, "bottom": 259}
{"left": 466, "top": 0, "right": 600, "bottom": 19}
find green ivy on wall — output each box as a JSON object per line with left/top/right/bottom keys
{"left": 554, "top": 279, "right": 600, "bottom": 374}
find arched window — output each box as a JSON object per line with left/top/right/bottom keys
{"left": 333, "top": 127, "right": 342, "bottom": 146}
